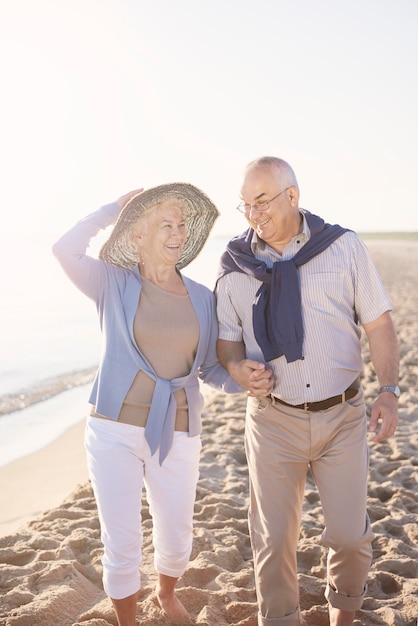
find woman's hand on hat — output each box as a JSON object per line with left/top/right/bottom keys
{"left": 117, "top": 189, "right": 144, "bottom": 212}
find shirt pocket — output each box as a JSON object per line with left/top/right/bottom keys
{"left": 301, "top": 271, "right": 345, "bottom": 314}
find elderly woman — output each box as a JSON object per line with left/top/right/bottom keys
{"left": 53, "top": 183, "right": 271, "bottom": 626}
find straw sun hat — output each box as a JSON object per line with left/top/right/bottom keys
{"left": 99, "top": 182, "right": 220, "bottom": 270}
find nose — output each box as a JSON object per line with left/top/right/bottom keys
{"left": 248, "top": 205, "right": 262, "bottom": 220}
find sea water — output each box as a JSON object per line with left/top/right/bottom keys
{"left": 0, "top": 231, "right": 230, "bottom": 466}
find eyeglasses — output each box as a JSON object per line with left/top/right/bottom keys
{"left": 236, "top": 187, "right": 291, "bottom": 215}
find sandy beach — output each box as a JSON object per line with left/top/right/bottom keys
{"left": 0, "top": 239, "right": 417, "bottom": 626}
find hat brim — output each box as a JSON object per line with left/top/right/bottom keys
{"left": 99, "top": 182, "right": 220, "bottom": 270}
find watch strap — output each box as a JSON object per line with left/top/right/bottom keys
{"left": 378, "top": 385, "right": 400, "bottom": 398}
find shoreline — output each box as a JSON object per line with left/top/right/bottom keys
{"left": 0, "top": 419, "right": 89, "bottom": 537}
{"left": 0, "top": 383, "right": 215, "bottom": 539}
{"left": 0, "top": 384, "right": 92, "bottom": 469}
{"left": 0, "top": 367, "right": 96, "bottom": 417}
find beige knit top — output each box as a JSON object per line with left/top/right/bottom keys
{"left": 93, "top": 276, "right": 200, "bottom": 431}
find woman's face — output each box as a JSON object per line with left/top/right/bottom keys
{"left": 133, "top": 200, "right": 188, "bottom": 267}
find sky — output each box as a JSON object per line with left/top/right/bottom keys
{"left": 1, "top": 0, "right": 417, "bottom": 240}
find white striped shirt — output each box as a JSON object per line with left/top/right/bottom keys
{"left": 216, "top": 213, "right": 392, "bottom": 404}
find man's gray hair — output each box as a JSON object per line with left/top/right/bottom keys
{"left": 246, "top": 156, "right": 299, "bottom": 190}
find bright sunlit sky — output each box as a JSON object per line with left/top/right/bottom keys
{"left": 1, "top": 0, "right": 418, "bottom": 239}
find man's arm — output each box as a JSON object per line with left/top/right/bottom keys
{"left": 363, "top": 311, "right": 399, "bottom": 442}
{"left": 217, "top": 338, "right": 273, "bottom": 397}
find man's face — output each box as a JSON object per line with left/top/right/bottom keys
{"left": 239, "top": 166, "right": 299, "bottom": 246}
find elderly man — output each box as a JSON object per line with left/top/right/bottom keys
{"left": 216, "top": 156, "right": 399, "bottom": 626}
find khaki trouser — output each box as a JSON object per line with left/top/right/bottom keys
{"left": 245, "top": 389, "right": 374, "bottom": 626}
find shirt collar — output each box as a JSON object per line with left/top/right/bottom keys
{"left": 250, "top": 210, "right": 311, "bottom": 255}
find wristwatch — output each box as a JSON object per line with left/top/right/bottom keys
{"left": 378, "top": 385, "right": 401, "bottom": 398}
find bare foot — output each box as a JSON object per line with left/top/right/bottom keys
{"left": 329, "top": 606, "right": 356, "bottom": 626}
{"left": 155, "top": 586, "right": 192, "bottom": 624}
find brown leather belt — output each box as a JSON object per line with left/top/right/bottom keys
{"left": 271, "top": 386, "right": 358, "bottom": 412}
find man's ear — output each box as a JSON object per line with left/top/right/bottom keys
{"left": 288, "top": 186, "right": 299, "bottom": 206}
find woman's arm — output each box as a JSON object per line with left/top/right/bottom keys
{"left": 52, "top": 202, "right": 120, "bottom": 300}
{"left": 52, "top": 190, "right": 142, "bottom": 300}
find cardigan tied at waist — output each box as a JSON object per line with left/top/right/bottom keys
{"left": 145, "top": 373, "right": 202, "bottom": 465}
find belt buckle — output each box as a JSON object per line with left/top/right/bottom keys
{"left": 303, "top": 402, "right": 308, "bottom": 411}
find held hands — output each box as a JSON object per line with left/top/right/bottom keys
{"left": 229, "top": 359, "right": 274, "bottom": 398}
{"left": 369, "top": 393, "right": 399, "bottom": 442}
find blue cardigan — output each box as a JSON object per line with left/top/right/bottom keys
{"left": 53, "top": 202, "right": 241, "bottom": 464}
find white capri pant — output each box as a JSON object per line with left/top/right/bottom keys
{"left": 84, "top": 416, "right": 201, "bottom": 600}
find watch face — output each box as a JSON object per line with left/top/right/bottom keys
{"left": 380, "top": 386, "right": 400, "bottom": 398}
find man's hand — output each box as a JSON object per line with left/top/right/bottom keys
{"left": 228, "top": 359, "right": 273, "bottom": 398}
{"left": 248, "top": 362, "right": 274, "bottom": 397}
{"left": 217, "top": 339, "right": 274, "bottom": 397}
{"left": 369, "top": 393, "right": 399, "bottom": 442}
{"left": 363, "top": 313, "right": 399, "bottom": 442}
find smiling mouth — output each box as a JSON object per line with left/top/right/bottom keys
{"left": 256, "top": 216, "right": 270, "bottom": 228}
